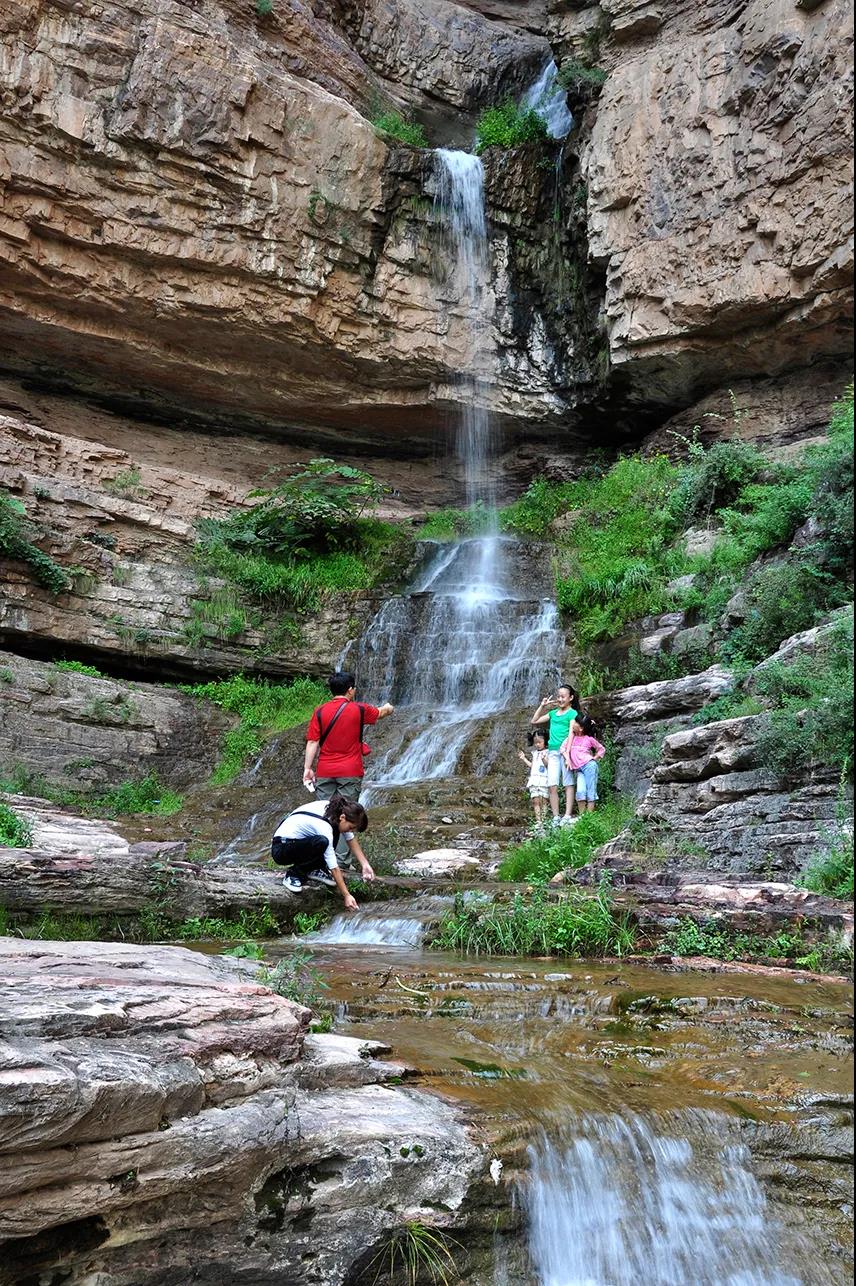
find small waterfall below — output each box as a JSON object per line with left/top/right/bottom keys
{"left": 300, "top": 895, "right": 450, "bottom": 948}
{"left": 524, "top": 1116, "right": 812, "bottom": 1286}
{"left": 522, "top": 61, "right": 574, "bottom": 141}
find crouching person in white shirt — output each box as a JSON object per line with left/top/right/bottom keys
{"left": 271, "top": 794, "right": 374, "bottom": 911}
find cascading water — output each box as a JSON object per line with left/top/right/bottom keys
{"left": 349, "top": 148, "right": 562, "bottom": 802}
{"left": 522, "top": 61, "right": 574, "bottom": 141}
{"left": 524, "top": 1116, "right": 812, "bottom": 1286}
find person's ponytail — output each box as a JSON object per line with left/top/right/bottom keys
{"left": 324, "top": 794, "right": 369, "bottom": 833}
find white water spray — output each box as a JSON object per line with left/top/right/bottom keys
{"left": 525, "top": 1116, "right": 809, "bottom": 1286}
{"left": 522, "top": 61, "right": 574, "bottom": 141}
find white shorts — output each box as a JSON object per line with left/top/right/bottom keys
{"left": 546, "top": 751, "right": 574, "bottom": 789}
{"left": 528, "top": 786, "right": 549, "bottom": 800}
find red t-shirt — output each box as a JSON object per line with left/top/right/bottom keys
{"left": 308, "top": 698, "right": 380, "bottom": 778}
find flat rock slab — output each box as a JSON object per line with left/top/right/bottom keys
{"left": 394, "top": 848, "right": 483, "bottom": 878}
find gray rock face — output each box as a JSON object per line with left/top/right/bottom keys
{"left": 0, "top": 939, "right": 486, "bottom": 1285}
{"left": 0, "top": 651, "right": 232, "bottom": 793}
{"left": 604, "top": 714, "right": 846, "bottom": 879}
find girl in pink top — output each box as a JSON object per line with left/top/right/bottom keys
{"left": 560, "top": 715, "right": 606, "bottom": 813}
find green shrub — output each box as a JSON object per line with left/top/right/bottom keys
{"left": 752, "top": 613, "right": 854, "bottom": 781}
{"left": 256, "top": 0, "right": 273, "bottom": 15}
{"left": 0, "top": 803, "right": 33, "bottom": 848}
{"left": 557, "top": 58, "right": 608, "bottom": 93}
{"left": 661, "top": 915, "right": 851, "bottom": 973}
{"left": 371, "top": 111, "right": 428, "bottom": 148}
{"left": 474, "top": 101, "right": 549, "bottom": 154}
{"left": 103, "top": 466, "right": 145, "bottom": 500}
{"left": 181, "top": 674, "right": 327, "bottom": 784}
{"left": 498, "top": 796, "right": 635, "bottom": 882}
{"left": 0, "top": 490, "right": 70, "bottom": 593}
{"left": 551, "top": 455, "right": 682, "bottom": 645}
{"left": 193, "top": 460, "right": 408, "bottom": 615}
{"left": 668, "top": 437, "right": 766, "bottom": 525}
{"left": 724, "top": 559, "right": 850, "bottom": 665}
{"left": 258, "top": 948, "right": 329, "bottom": 1010}
{"left": 799, "top": 829, "right": 854, "bottom": 901}
{"left": 431, "top": 879, "right": 635, "bottom": 958}
{"left": 500, "top": 478, "right": 579, "bottom": 535}
{"left": 97, "top": 775, "right": 184, "bottom": 817}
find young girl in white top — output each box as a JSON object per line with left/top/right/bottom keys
{"left": 518, "top": 728, "right": 549, "bottom": 827}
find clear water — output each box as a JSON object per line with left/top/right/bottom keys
{"left": 522, "top": 61, "right": 574, "bottom": 141}
{"left": 524, "top": 1115, "right": 814, "bottom": 1286}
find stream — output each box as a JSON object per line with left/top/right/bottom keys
{"left": 272, "top": 914, "right": 853, "bottom": 1284}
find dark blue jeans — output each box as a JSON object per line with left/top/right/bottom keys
{"left": 271, "top": 834, "right": 329, "bottom": 883}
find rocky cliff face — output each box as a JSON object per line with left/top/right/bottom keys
{"left": 0, "top": 0, "right": 851, "bottom": 447}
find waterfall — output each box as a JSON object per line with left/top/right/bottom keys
{"left": 522, "top": 61, "right": 574, "bottom": 141}
{"left": 433, "top": 148, "right": 494, "bottom": 511}
{"left": 524, "top": 1117, "right": 808, "bottom": 1286}
{"left": 350, "top": 153, "right": 562, "bottom": 801}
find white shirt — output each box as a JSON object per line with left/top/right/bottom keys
{"left": 273, "top": 800, "right": 354, "bottom": 870}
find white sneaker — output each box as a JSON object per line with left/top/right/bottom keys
{"left": 282, "top": 875, "right": 304, "bottom": 893}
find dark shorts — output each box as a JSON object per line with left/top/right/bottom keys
{"left": 315, "top": 776, "right": 363, "bottom": 802}
{"left": 271, "top": 834, "right": 330, "bottom": 882}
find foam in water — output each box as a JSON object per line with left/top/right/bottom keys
{"left": 522, "top": 61, "right": 574, "bottom": 141}
{"left": 304, "top": 911, "right": 426, "bottom": 948}
{"left": 524, "top": 1116, "right": 806, "bottom": 1286}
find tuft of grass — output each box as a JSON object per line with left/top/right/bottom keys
{"left": 370, "top": 110, "right": 428, "bottom": 148}
{"left": 799, "top": 828, "right": 854, "bottom": 902}
{"left": 52, "top": 660, "right": 107, "bottom": 678}
{"left": 173, "top": 907, "right": 280, "bottom": 941}
{"left": 0, "top": 766, "right": 182, "bottom": 817}
{"left": 498, "top": 797, "right": 635, "bottom": 883}
{"left": 180, "top": 674, "right": 328, "bottom": 784}
{"left": 0, "top": 803, "right": 33, "bottom": 848}
{"left": 557, "top": 58, "right": 608, "bottom": 94}
{"left": 418, "top": 504, "right": 493, "bottom": 541}
{"left": 431, "top": 878, "right": 635, "bottom": 958}
{"left": 258, "top": 949, "right": 329, "bottom": 1014}
{"left": 366, "top": 1222, "right": 462, "bottom": 1286}
{"left": 474, "top": 100, "right": 549, "bottom": 154}
{"left": 752, "top": 612, "right": 853, "bottom": 781}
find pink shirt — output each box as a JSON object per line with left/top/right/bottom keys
{"left": 560, "top": 733, "right": 606, "bottom": 770}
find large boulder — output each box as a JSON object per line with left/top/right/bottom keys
{"left": 0, "top": 938, "right": 486, "bottom": 1284}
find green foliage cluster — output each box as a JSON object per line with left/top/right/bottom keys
{"left": 0, "top": 489, "right": 70, "bottom": 594}
{"left": 431, "top": 879, "right": 635, "bottom": 958}
{"left": 752, "top": 613, "right": 854, "bottom": 782}
{"left": 1, "top": 767, "right": 183, "bottom": 817}
{"left": 0, "top": 803, "right": 33, "bottom": 848}
{"left": 370, "top": 111, "right": 429, "bottom": 148}
{"left": 256, "top": 0, "right": 273, "bottom": 16}
{"left": 172, "top": 907, "right": 279, "bottom": 941}
{"left": 497, "top": 796, "right": 635, "bottom": 882}
{"left": 661, "top": 915, "right": 852, "bottom": 974}
{"left": 418, "top": 503, "right": 493, "bottom": 541}
{"left": 194, "top": 458, "right": 408, "bottom": 615}
{"left": 474, "top": 100, "right": 549, "bottom": 154}
{"left": 557, "top": 58, "right": 608, "bottom": 94}
{"left": 800, "top": 828, "right": 854, "bottom": 902}
{"left": 181, "top": 674, "right": 328, "bottom": 784}
{"left": 103, "top": 466, "right": 145, "bottom": 500}
{"left": 498, "top": 386, "right": 854, "bottom": 661}
{"left": 52, "top": 660, "right": 107, "bottom": 678}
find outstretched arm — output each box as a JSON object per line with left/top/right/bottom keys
{"left": 377, "top": 702, "right": 395, "bottom": 720}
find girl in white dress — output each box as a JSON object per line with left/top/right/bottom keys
{"left": 518, "top": 728, "right": 549, "bottom": 828}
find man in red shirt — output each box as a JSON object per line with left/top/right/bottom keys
{"left": 303, "top": 671, "right": 394, "bottom": 803}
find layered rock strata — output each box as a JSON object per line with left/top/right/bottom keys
{"left": 0, "top": 938, "right": 485, "bottom": 1285}
{"left": 0, "top": 651, "right": 233, "bottom": 793}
